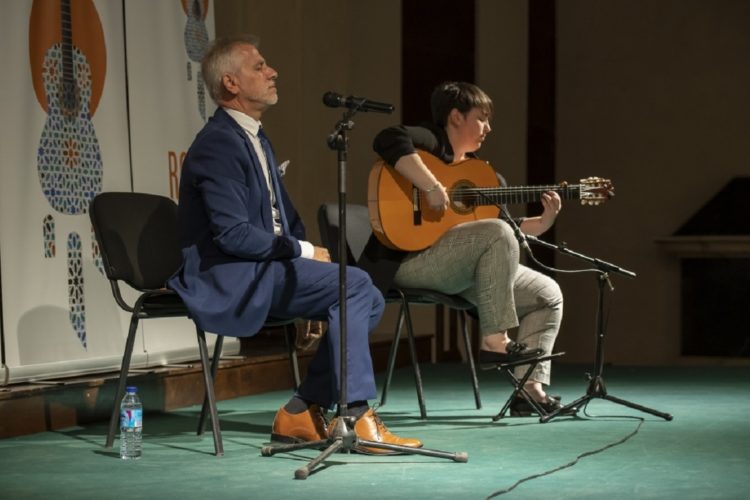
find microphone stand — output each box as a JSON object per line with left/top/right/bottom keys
{"left": 508, "top": 222, "right": 673, "bottom": 423}
{"left": 262, "top": 107, "right": 467, "bottom": 479}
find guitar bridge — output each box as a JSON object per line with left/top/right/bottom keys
{"left": 412, "top": 186, "right": 422, "bottom": 226}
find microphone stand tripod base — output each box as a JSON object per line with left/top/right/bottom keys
{"left": 539, "top": 374, "right": 674, "bottom": 423}
{"left": 261, "top": 415, "right": 468, "bottom": 479}
{"left": 260, "top": 417, "right": 357, "bottom": 480}
{"left": 537, "top": 274, "right": 673, "bottom": 424}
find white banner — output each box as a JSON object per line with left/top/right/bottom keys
{"left": 126, "top": 0, "right": 216, "bottom": 198}
{"left": 0, "top": 0, "right": 232, "bottom": 385}
{"left": 123, "top": 1, "right": 235, "bottom": 367}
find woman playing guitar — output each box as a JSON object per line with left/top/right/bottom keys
{"left": 363, "top": 82, "right": 571, "bottom": 416}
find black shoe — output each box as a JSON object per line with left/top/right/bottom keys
{"left": 509, "top": 396, "right": 577, "bottom": 417}
{"left": 479, "top": 341, "right": 544, "bottom": 366}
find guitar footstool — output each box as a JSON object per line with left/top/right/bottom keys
{"left": 486, "top": 352, "right": 566, "bottom": 422}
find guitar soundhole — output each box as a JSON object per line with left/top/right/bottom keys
{"left": 450, "top": 180, "right": 477, "bottom": 215}
{"left": 58, "top": 82, "right": 81, "bottom": 118}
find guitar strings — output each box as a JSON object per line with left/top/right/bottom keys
{"left": 448, "top": 185, "right": 579, "bottom": 202}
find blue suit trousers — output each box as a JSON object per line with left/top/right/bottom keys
{"left": 268, "top": 257, "right": 385, "bottom": 408}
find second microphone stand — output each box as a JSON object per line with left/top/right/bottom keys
{"left": 262, "top": 107, "right": 467, "bottom": 479}
{"left": 520, "top": 234, "right": 673, "bottom": 424}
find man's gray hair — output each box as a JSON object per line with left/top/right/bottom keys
{"left": 201, "top": 34, "right": 261, "bottom": 104}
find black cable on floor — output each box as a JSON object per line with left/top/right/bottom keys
{"left": 485, "top": 415, "right": 645, "bottom": 499}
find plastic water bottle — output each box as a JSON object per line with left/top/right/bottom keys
{"left": 120, "top": 386, "right": 143, "bottom": 460}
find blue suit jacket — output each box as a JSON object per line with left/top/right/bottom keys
{"left": 168, "top": 108, "right": 305, "bottom": 336}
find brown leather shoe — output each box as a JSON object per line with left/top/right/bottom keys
{"left": 270, "top": 405, "right": 328, "bottom": 444}
{"left": 339, "top": 409, "right": 423, "bottom": 455}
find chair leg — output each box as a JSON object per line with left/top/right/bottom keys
{"left": 402, "top": 299, "right": 427, "bottom": 419}
{"left": 196, "top": 328, "right": 224, "bottom": 456}
{"left": 460, "top": 312, "right": 482, "bottom": 409}
{"left": 380, "top": 304, "right": 406, "bottom": 407}
{"left": 283, "top": 324, "right": 301, "bottom": 390}
{"left": 105, "top": 314, "right": 139, "bottom": 448}
{"left": 197, "top": 335, "right": 224, "bottom": 436}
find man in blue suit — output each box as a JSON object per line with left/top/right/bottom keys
{"left": 168, "top": 35, "right": 422, "bottom": 454}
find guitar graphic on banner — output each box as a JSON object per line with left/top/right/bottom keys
{"left": 182, "top": 0, "right": 210, "bottom": 120}
{"left": 30, "top": 0, "right": 106, "bottom": 349}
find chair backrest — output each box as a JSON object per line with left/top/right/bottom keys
{"left": 90, "top": 192, "right": 182, "bottom": 291}
{"left": 317, "top": 203, "right": 372, "bottom": 264}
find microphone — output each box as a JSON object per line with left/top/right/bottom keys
{"left": 322, "top": 91, "right": 394, "bottom": 114}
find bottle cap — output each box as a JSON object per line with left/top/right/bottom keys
{"left": 126, "top": 386, "right": 137, "bottom": 393}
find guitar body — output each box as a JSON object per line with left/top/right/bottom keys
{"left": 37, "top": 42, "right": 102, "bottom": 215}
{"left": 368, "top": 150, "right": 501, "bottom": 252}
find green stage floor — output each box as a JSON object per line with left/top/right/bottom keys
{"left": 1, "top": 363, "right": 749, "bottom": 499}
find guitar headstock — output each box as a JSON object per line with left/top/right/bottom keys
{"left": 578, "top": 177, "right": 615, "bottom": 205}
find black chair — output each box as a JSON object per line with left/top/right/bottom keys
{"left": 90, "top": 192, "right": 299, "bottom": 456}
{"left": 317, "top": 203, "right": 481, "bottom": 419}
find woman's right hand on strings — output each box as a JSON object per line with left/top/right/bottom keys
{"left": 394, "top": 152, "right": 449, "bottom": 214}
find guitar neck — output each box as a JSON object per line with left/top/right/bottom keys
{"left": 61, "top": 0, "right": 74, "bottom": 84}
{"left": 58, "top": 0, "right": 81, "bottom": 117}
{"left": 452, "top": 184, "right": 582, "bottom": 206}
{"left": 189, "top": 0, "right": 203, "bottom": 19}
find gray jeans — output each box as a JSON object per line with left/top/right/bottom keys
{"left": 393, "top": 218, "right": 563, "bottom": 385}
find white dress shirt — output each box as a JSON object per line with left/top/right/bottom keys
{"left": 224, "top": 108, "right": 313, "bottom": 259}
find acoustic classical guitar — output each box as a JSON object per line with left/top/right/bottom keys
{"left": 367, "top": 150, "right": 614, "bottom": 251}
